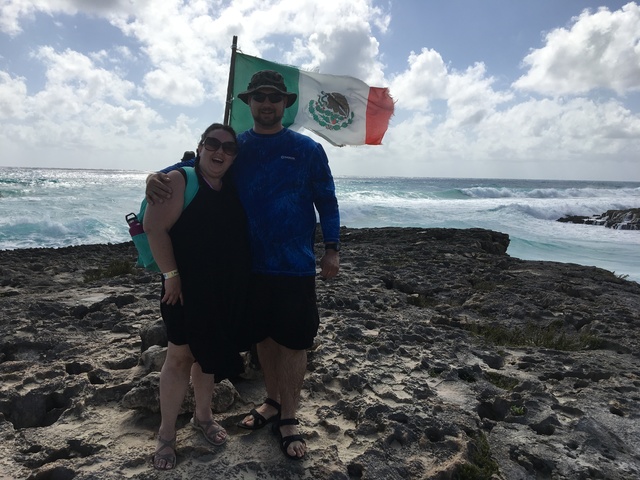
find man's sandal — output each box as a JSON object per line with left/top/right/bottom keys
{"left": 153, "top": 435, "right": 176, "bottom": 470}
{"left": 191, "top": 416, "right": 227, "bottom": 446}
{"left": 273, "top": 418, "right": 306, "bottom": 461}
{"left": 237, "top": 397, "right": 281, "bottom": 430}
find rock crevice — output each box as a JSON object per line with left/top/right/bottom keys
{"left": 0, "top": 228, "right": 639, "bottom": 479}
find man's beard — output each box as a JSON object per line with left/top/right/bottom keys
{"left": 252, "top": 109, "right": 284, "bottom": 128}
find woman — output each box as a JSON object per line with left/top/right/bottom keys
{"left": 144, "top": 123, "right": 250, "bottom": 470}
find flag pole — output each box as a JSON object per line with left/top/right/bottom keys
{"left": 223, "top": 35, "right": 238, "bottom": 126}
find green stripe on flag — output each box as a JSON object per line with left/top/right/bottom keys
{"left": 230, "top": 53, "right": 300, "bottom": 134}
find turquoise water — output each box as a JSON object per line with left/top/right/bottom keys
{"left": 1, "top": 167, "right": 639, "bottom": 282}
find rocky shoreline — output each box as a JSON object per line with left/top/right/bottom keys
{"left": 558, "top": 207, "right": 640, "bottom": 230}
{"left": 1, "top": 227, "right": 639, "bottom": 479}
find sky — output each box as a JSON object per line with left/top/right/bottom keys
{"left": 1, "top": 0, "right": 639, "bottom": 181}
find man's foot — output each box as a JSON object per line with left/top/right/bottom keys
{"left": 153, "top": 435, "right": 176, "bottom": 470}
{"left": 274, "top": 418, "right": 306, "bottom": 460}
{"left": 237, "top": 397, "right": 281, "bottom": 430}
{"left": 191, "top": 416, "right": 227, "bottom": 446}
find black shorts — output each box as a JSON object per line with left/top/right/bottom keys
{"left": 245, "top": 274, "right": 320, "bottom": 350}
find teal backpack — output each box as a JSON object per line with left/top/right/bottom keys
{"left": 126, "top": 167, "right": 199, "bottom": 272}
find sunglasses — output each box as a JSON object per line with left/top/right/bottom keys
{"left": 202, "top": 137, "right": 238, "bottom": 155}
{"left": 251, "top": 92, "right": 284, "bottom": 103}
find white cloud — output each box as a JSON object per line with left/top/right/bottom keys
{"left": 0, "top": 1, "right": 639, "bottom": 180}
{"left": 390, "top": 48, "right": 449, "bottom": 110}
{"left": 514, "top": 2, "right": 640, "bottom": 96}
{"left": 0, "top": 71, "right": 28, "bottom": 119}
{"left": 143, "top": 67, "right": 205, "bottom": 106}
{"left": 390, "top": 49, "right": 513, "bottom": 129}
{"left": 0, "top": 0, "right": 138, "bottom": 35}
{"left": 219, "top": 0, "right": 390, "bottom": 84}
{"left": 0, "top": 46, "right": 166, "bottom": 155}
{"left": 444, "top": 63, "right": 513, "bottom": 127}
{"left": 34, "top": 46, "right": 135, "bottom": 103}
{"left": 3, "top": 1, "right": 391, "bottom": 107}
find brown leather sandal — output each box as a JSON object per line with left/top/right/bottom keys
{"left": 153, "top": 435, "right": 176, "bottom": 470}
{"left": 191, "top": 416, "right": 227, "bottom": 446}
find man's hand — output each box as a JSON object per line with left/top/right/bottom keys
{"left": 319, "top": 250, "right": 339, "bottom": 279}
{"left": 145, "top": 173, "right": 173, "bottom": 205}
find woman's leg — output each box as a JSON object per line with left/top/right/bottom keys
{"left": 190, "top": 362, "right": 227, "bottom": 444}
{"left": 154, "top": 342, "right": 194, "bottom": 469}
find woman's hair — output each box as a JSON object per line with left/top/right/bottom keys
{"left": 194, "top": 123, "right": 238, "bottom": 173}
{"left": 199, "top": 123, "right": 238, "bottom": 146}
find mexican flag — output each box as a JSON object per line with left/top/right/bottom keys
{"left": 229, "top": 52, "right": 394, "bottom": 146}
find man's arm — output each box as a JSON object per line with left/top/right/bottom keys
{"left": 311, "top": 144, "right": 340, "bottom": 279}
{"left": 145, "top": 158, "right": 194, "bottom": 204}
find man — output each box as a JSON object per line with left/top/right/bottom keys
{"left": 146, "top": 70, "right": 340, "bottom": 460}
{"left": 179, "top": 150, "right": 195, "bottom": 162}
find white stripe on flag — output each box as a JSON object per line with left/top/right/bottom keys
{"left": 295, "top": 70, "right": 373, "bottom": 146}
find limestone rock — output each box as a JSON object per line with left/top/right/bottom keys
{"left": 0, "top": 230, "right": 639, "bottom": 479}
{"left": 558, "top": 207, "right": 640, "bottom": 229}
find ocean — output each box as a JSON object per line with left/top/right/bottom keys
{"left": 1, "top": 166, "right": 639, "bottom": 283}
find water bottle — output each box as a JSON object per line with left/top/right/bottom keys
{"left": 126, "top": 213, "right": 144, "bottom": 236}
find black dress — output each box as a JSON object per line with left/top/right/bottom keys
{"left": 160, "top": 168, "right": 250, "bottom": 380}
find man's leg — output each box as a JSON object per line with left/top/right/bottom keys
{"left": 155, "top": 343, "right": 193, "bottom": 469}
{"left": 239, "top": 337, "right": 280, "bottom": 427}
{"left": 266, "top": 340, "right": 307, "bottom": 458}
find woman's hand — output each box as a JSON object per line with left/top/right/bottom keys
{"left": 161, "top": 276, "right": 184, "bottom": 305}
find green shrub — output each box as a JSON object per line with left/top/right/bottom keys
{"left": 485, "top": 371, "right": 519, "bottom": 390}
{"left": 454, "top": 431, "right": 499, "bottom": 480}
{"left": 84, "top": 260, "right": 134, "bottom": 282}
{"left": 467, "top": 322, "right": 602, "bottom": 351}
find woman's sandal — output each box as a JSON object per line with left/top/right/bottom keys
{"left": 237, "top": 397, "right": 281, "bottom": 430}
{"left": 191, "top": 416, "right": 227, "bottom": 446}
{"left": 153, "top": 435, "right": 177, "bottom": 470}
{"left": 273, "top": 418, "right": 306, "bottom": 461}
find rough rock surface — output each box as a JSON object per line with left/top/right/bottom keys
{"left": 558, "top": 207, "right": 640, "bottom": 230}
{"left": 1, "top": 227, "right": 639, "bottom": 479}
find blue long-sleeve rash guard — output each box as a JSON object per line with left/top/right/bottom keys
{"left": 162, "top": 128, "right": 340, "bottom": 276}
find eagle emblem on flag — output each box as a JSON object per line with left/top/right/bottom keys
{"left": 308, "top": 91, "right": 355, "bottom": 130}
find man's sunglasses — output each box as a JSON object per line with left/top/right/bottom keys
{"left": 203, "top": 137, "right": 238, "bottom": 155}
{"left": 251, "top": 92, "right": 284, "bottom": 103}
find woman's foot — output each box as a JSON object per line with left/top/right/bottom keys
{"left": 237, "top": 397, "right": 281, "bottom": 430}
{"left": 191, "top": 416, "right": 227, "bottom": 446}
{"left": 153, "top": 435, "right": 176, "bottom": 470}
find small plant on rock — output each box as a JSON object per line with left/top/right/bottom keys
{"left": 84, "top": 260, "right": 135, "bottom": 282}
{"left": 510, "top": 405, "right": 526, "bottom": 416}
{"left": 467, "top": 321, "right": 603, "bottom": 351}
{"left": 485, "top": 371, "right": 519, "bottom": 391}
{"left": 454, "top": 431, "right": 499, "bottom": 479}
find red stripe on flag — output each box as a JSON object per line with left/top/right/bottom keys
{"left": 365, "top": 87, "right": 394, "bottom": 145}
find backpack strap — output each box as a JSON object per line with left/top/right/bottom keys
{"left": 128, "top": 166, "right": 201, "bottom": 272}
{"left": 179, "top": 166, "right": 199, "bottom": 209}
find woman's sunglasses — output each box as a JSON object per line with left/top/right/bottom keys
{"left": 203, "top": 137, "right": 238, "bottom": 155}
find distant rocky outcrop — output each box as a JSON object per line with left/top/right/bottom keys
{"left": 1, "top": 228, "right": 639, "bottom": 479}
{"left": 558, "top": 207, "right": 640, "bottom": 229}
